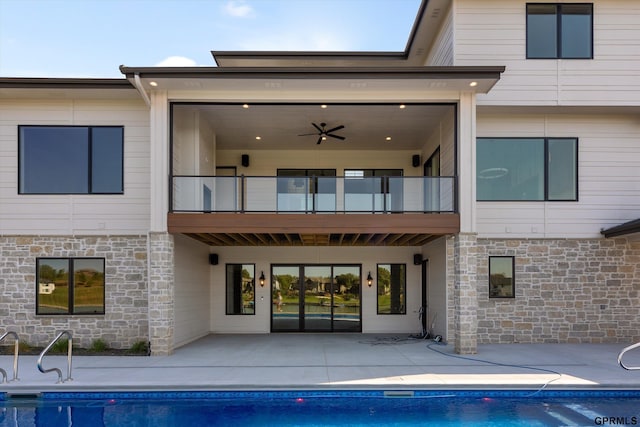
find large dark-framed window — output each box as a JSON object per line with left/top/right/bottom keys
{"left": 36, "top": 258, "right": 106, "bottom": 315}
{"left": 377, "top": 264, "right": 406, "bottom": 315}
{"left": 489, "top": 256, "right": 515, "bottom": 299}
{"left": 19, "top": 125, "right": 124, "bottom": 194}
{"left": 226, "top": 264, "right": 255, "bottom": 315}
{"left": 477, "top": 137, "right": 578, "bottom": 201}
{"left": 526, "top": 3, "right": 593, "bottom": 59}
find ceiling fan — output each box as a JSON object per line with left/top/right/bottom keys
{"left": 298, "top": 122, "right": 346, "bottom": 145}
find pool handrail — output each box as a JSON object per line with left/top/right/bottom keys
{"left": 618, "top": 341, "right": 640, "bottom": 371}
{"left": 0, "top": 331, "right": 19, "bottom": 382}
{"left": 37, "top": 330, "right": 73, "bottom": 383}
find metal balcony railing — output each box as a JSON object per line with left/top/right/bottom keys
{"left": 171, "top": 175, "right": 456, "bottom": 214}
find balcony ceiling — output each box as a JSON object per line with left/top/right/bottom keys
{"left": 179, "top": 103, "right": 453, "bottom": 151}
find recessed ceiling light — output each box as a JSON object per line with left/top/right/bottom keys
{"left": 149, "top": 81, "right": 158, "bottom": 87}
{"left": 255, "top": 136, "right": 261, "bottom": 140}
{"left": 385, "top": 136, "right": 392, "bottom": 141}
{"left": 399, "top": 104, "right": 406, "bottom": 109}
{"left": 469, "top": 81, "right": 478, "bottom": 87}
{"left": 321, "top": 104, "right": 328, "bottom": 109}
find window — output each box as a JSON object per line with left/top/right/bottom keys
{"left": 377, "top": 264, "right": 406, "bottom": 314}
{"left": 527, "top": 3, "right": 593, "bottom": 59}
{"left": 19, "top": 126, "right": 124, "bottom": 194}
{"left": 489, "top": 257, "right": 515, "bottom": 298}
{"left": 477, "top": 138, "right": 577, "bottom": 201}
{"left": 226, "top": 264, "right": 255, "bottom": 315}
{"left": 36, "top": 258, "right": 105, "bottom": 315}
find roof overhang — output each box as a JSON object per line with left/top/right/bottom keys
{"left": 119, "top": 66, "right": 505, "bottom": 94}
{"left": 601, "top": 219, "right": 640, "bottom": 239}
{"left": 0, "top": 77, "right": 137, "bottom": 99}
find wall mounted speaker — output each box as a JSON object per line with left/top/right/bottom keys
{"left": 209, "top": 254, "right": 219, "bottom": 265}
{"left": 412, "top": 154, "right": 420, "bottom": 167}
{"left": 413, "top": 254, "right": 423, "bottom": 265}
{"left": 241, "top": 154, "right": 250, "bottom": 167}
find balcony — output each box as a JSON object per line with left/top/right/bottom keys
{"left": 168, "top": 176, "right": 459, "bottom": 246}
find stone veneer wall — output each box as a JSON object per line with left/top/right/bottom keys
{"left": 0, "top": 236, "right": 148, "bottom": 349}
{"left": 476, "top": 237, "right": 640, "bottom": 344}
{"left": 148, "top": 232, "right": 175, "bottom": 356}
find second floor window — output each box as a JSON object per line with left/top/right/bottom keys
{"left": 19, "top": 126, "right": 124, "bottom": 194}
{"left": 527, "top": 3, "right": 593, "bottom": 59}
{"left": 477, "top": 137, "right": 578, "bottom": 201}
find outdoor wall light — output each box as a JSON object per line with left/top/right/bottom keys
{"left": 259, "top": 271, "right": 265, "bottom": 287}
{"left": 367, "top": 272, "right": 373, "bottom": 287}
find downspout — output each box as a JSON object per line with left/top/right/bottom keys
{"left": 132, "top": 73, "right": 151, "bottom": 107}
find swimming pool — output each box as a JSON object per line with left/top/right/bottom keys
{"left": 2, "top": 390, "right": 639, "bottom": 426}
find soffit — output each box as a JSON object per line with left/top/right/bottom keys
{"left": 176, "top": 103, "right": 452, "bottom": 151}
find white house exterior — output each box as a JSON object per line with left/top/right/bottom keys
{"left": 1, "top": 0, "right": 638, "bottom": 356}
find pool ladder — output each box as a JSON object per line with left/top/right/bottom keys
{"left": 617, "top": 341, "right": 640, "bottom": 371}
{"left": 0, "top": 331, "right": 20, "bottom": 382}
{"left": 37, "top": 330, "right": 73, "bottom": 383}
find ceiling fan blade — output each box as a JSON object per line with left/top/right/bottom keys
{"left": 298, "top": 133, "right": 318, "bottom": 136}
{"left": 327, "top": 134, "right": 346, "bottom": 140}
{"left": 316, "top": 136, "right": 323, "bottom": 145}
{"left": 312, "top": 123, "right": 323, "bottom": 133}
{"left": 325, "top": 125, "right": 344, "bottom": 134}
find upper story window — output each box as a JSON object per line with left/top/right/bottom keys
{"left": 477, "top": 138, "right": 578, "bottom": 201}
{"left": 19, "top": 126, "right": 124, "bottom": 194}
{"left": 526, "top": 3, "right": 593, "bottom": 59}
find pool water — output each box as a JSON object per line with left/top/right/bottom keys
{"left": 1, "top": 390, "right": 639, "bottom": 426}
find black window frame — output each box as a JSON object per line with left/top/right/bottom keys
{"left": 225, "top": 263, "right": 256, "bottom": 316}
{"left": 376, "top": 263, "right": 406, "bottom": 315}
{"left": 489, "top": 256, "right": 516, "bottom": 299}
{"left": 476, "top": 137, "right": 578, "bottom": 202}
{"left": 36, "top": 257, "right": 106, "bottom": 315}
{"left": 526, "top": 3, "right": 594, "bottom": 59}
{"left": 18, "top": 125, "right": 124, "bottom": 195}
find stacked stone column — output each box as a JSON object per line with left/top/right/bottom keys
{"left": 148, "top": 232, "right": 175, "bottom": 355}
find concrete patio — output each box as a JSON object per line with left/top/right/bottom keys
{"left": 2, "top": 334, "right": 640, "bottom": 393}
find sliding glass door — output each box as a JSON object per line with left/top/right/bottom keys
{"left": 271, "top": 265, "right": 361, "bottom": 332}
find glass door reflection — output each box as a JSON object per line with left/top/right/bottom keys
{"left": 271, "top": 266, "right": 300, "bottom": 332}
{"left": 271, "top": 264, "right": 361, "bottom": 332}
{"left": 332, "top": 266, "right": 361, "bottom": 332}
{"left": 303, "top": 266, "right": 332, "bottom": 331}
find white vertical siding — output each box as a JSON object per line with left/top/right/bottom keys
{"left": 455, "top": 0, "right": 640, "bottom": 106}
{"left": 0, "top": 98, "right": 150, "bottom": 235}
{"left": 174, "top": 234, "right": 211, "bottom": 348}
{"left": 477, "top": 109, "right": 640, "bottom": 238}
{"left": 216, "top": 149, "right": 422, "bottom": 177}
{"left": 208, "top": 246, "right": 423, "bottom": 334}
{"left": 421, "top": 237, "right": 448, "bottom": 339}
{"left": 425, "top": 2, "right": 454, "bottom": 66}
